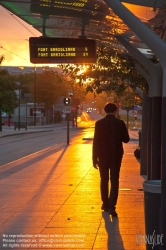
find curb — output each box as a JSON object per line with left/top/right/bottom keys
{"left": 0, "top": 129, "right": 54, "bottom": 138}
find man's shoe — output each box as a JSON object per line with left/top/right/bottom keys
{"left": 108, "top": 208, "right": 118, "bottom": 216}
{"left": 101, "top": 203, "right": 108, "bottom": 212}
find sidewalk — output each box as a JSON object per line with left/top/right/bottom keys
{"left": 0, "top": 129, "right": 146, "bottom": 250}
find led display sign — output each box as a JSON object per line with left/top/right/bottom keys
{"left": 30, "top": 0, "right": 109, "bottom": 20}
{"left": 29, "top": 37, "right": 96, "bottom": 64}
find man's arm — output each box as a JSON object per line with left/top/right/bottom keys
{"left": 121, "top": 121, "right": 130, "bottom": 143}
{"left": 92, "top": 122, "right": 100, "bottom": 169}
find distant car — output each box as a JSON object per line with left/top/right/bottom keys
{"left": 86, "top": 109, "right": 91, "bottom": 113}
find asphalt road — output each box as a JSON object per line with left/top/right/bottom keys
{"left": 0, "top": 111, "right": 102, "bottom": 167}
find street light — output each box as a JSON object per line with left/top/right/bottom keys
{"left": 16, "top": 82, "right": 21, "bottom": 130}
{"left": 34, "top": 65, "right": 36, "bottom": 126}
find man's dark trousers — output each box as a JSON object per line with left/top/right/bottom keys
{"left": 99, "top": 159, "right": 122, "bottom": 209}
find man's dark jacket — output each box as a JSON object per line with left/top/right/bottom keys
{"left": 93, "top": 114, "right": 130, "bottom": 165}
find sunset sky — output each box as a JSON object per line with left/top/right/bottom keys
{"left": 0, "top": 3, "right": 156, "bottom": 67}
{"left": 0, "top": 5, "right": 41, "bottom": 67}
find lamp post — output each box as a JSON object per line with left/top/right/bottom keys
{"left": 34, "top": 65, "right": 36, "bottom": 126}
{"left": 16, "top": 82, "right": 21, "bottom": 130}
{"left": 18, "top": 85, "right": 21, "bottom": 130}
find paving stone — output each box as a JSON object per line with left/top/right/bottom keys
{"left": 0, "top": 130, "right": 147, "bottom": 250}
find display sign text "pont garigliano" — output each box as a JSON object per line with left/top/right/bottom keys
{"left": 29, "top": 37, "right": 96, "bottom": 64}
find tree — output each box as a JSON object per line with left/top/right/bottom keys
{"left": 30, "top": 70, "right": 71, "bottom": 107}
{"left": 60, "top": 48, "right": 148, "bottom": 107}
{"left": 118, "top": 86, "right": 141, "bottom": 108}
{"left": 0, "top": 69, "right": 18, "bottom": 131}
{"left": 29, "top": 70, "right": 72, "bottom": 123}
{"left": 14, "top": 72, "right": 34, "bottom": 102}
{"left": 0, "top": 70, "right": 18, "bottom": 112}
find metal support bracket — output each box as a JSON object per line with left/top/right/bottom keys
{"left": 79, "top": 20, "right": 89, "bottom": 39}
{"left": 40, "top": 15, "right": 49, "bottom": 37}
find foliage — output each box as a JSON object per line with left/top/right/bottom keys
{"left": 29, "top": 70, "right": 71, "bottom": 109}
{"left": 0, "top": 55, "right": 5, "bottom": 65}
{"left": 60, "top": 47, "right": 148, "bottom": 107}
{"left": 116, "top": 86, "right": 142, "bottom": 108}
{"left": 0, "top": 69, "right": 18, "bottom": 113}
{"left": 13, "top": 72, "right": 34, "bottom": 101}
{"left": 2, "top": 68, "right": 87, "bottom": 111}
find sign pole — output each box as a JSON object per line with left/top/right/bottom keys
{"left": 64, "top": 105, "right": 71, "bottom": 145}
{"left": 67, "top": 113, "right": 69, "bottom": 145}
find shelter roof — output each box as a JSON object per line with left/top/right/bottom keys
{"left": 0, "top": 0, "right": 165, "bottom": 59}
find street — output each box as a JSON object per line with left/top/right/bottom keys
{"left": 0, "top": 111, "right": 101, "bottom": 166}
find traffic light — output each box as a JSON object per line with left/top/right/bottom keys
{"left": 63, "top": 97, "right": 71, "bottom": 105}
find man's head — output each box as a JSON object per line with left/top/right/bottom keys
{"left": 104, "top": 103, "right": 117, "bottom": 114}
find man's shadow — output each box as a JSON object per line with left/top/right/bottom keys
{"left": 102, "top": 212, "right": 125, "bottom": 250}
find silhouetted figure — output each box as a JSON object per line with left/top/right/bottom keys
{"left": 93, "top": 103, "right": 130, "bottom": 216}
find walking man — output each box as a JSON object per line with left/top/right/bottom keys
{"left": 93, "top": 103, "right": 130, "bottom": 216}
